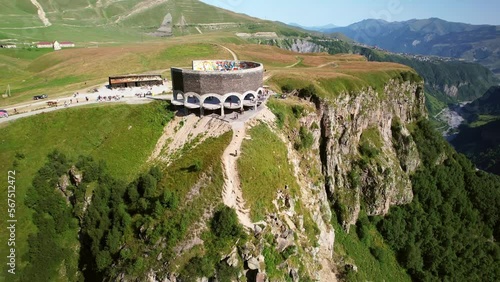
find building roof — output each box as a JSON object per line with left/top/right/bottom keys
{"left": 109, "top": 74, "right": 163, "bottom": 84}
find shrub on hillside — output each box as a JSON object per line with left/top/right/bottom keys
{"left": 211, "top": 206, "right": 244, "bottom": 240}
{"left": 359, "top": 141, "right": 379, "bottom": 158}
{"left": 281, "top": 84, "right": 294, "bottom": 93}
{"left": 295, "top": 126, "right": 314, "bottom": 150}
{"left": 298, "top": 84, "right": 316, "bottom": 98}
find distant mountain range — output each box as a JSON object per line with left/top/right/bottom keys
{"left": 324, "top": 18, "right": 500, "bottom": 76}
{"left": 288, "top": 23, "right": 337, "bottom": 32}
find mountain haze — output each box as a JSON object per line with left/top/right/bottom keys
{"left": 288, "top": 22, "right": 338, "bottom": 32}
{"left": 326, "top": 18, "right": 500, "bottom": 76}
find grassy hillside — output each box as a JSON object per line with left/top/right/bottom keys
{"left": 0, "top": 41, "right": 231, "bottom": 106}
{"left": 0, "top": 101, "right": 171, "bottom": 279}
{"left": 307, "top": 38, "right": 499, "bottom": 116}
{"left": 239, "top": 122, "right": 301, "bottom": 221}
{"left": 1, "top": 39, "right": 416, "bottom": 108}
{"left": 0, "top": 0, "right": 303, "bottom": 42}
{"left": 252, "top": 36, "right": 498, "bottom": 118}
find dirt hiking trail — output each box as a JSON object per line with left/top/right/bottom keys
{"left": 221, "top": 122, "right": 254, "bottom": 229}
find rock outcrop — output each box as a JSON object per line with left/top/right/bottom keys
{"left": 250, "top": 38, "right": 326, "bottom": 53}
{"left": 150, "top": 13, "right": 173, "bottom": 37}
{"left": 318, "top": 79, "right": 426, "bottom": 230}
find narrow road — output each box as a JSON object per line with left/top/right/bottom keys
{"left": 0, "top": 96, "right": 151, "bottom": 125}
{"left": 317, "top": 61, "right": 338, "bottom": 68}
{"left": 434, "top": 107, "right": 446, "bottom": 118}
{"left": 219, "top": 45, "right": 238, "bottom": 61}
{"left": 285, "top": 56, "right": 302, "bottom": 68}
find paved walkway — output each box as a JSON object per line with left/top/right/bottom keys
{"left": 0, "top": 83, "right": 170, "bottom": 125}
{"left": 0, "top": 96, "right": 153, "bottom": 125}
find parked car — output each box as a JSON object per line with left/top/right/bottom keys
{"left": 33, "top": 94, "right": 48, "bottom": 100}
{"left": 0, "top": 109, "right": 8, "bottom": 118}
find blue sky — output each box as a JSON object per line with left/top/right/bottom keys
{"left": 200, "top": 0, "right": 500, "bottom": 26}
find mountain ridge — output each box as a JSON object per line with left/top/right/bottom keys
{"left": 288, "top": 22, "right": 338, "bottom": 32}
{"left": 0, "top": 0, "right": 303, "bottom": 41}
{"left": 325, "top": 18, "right": 500, "bottom": 76}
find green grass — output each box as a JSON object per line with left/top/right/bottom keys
{"left": 238, "top": 122, "right": 300, "bottom": 221}
{"left": 159, "top": 132, "right": 231, "bottom": 216}
{"left": 0, "top": 0, "right": 283, "bottom": 42}
{"left": 0, "top": 48, "right": 53, "bottom": 60}
{"left": 102, "top": 130, "right": 233, "bottom": 278}
{"left": 332, "top": 214, "right": 411, "bottom": 281}
{"left": 268, "top": 74, "right": 311, "bottom": 93}
{"left": 360, "top": 127, "right": 384, "bottom": 150}
{"left": 157, "top": 132, "right": 232, "bottom": 272}
{"left": 269, "top": 69, "right": 418, "bottom": 101}
{"left": 266, "top": 98, "right": 322, "bottom": 245}
{"left": 267, "top": 98, "right": 313, "bottom": 129}
{"left": 157, "top": 43, "right": 221, "bottom": 66}
{"left": 425, "top": 92, "right": 447, "bottom": 118}
{"left": 0, "top": 101, "right": 170, "bottom": 279}
{"left": 0, "top": 41, "right": 236, "bottom": 106}
{"left": 469, "top": 115, "right": 500, "bottom": 128}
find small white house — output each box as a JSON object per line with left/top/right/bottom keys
{"left": 53, "top": 41, "right": 61, "bottom": 51}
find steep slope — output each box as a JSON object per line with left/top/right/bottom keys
{"left": 0, "top": 102, "right": 173, "bottom": 281}
{"left": 378, "top": 120, "right": 500, "bottom": 281}
{"left": 452, "top": 86, "right": 500, "bottom": 174}
{"left": 452, "top": 120, "right": 500, "bottom": 175}
{"left": 327, "top": 18, "right": 500, "bottom": 76}
{"left": 267, "top": 72, "right": 425, "bottom": 229}
{"left": 461, "top": 86, "right": 500, "bottom": 119}
{"left": 264, "top": 70, "right": 425, "bottom": 280}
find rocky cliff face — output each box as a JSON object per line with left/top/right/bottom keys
{"left": 316, "top": 80, "right": 426, "bottom": 231}
{"left": 250, "top": 38, "right": 326, "bottom": 53}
